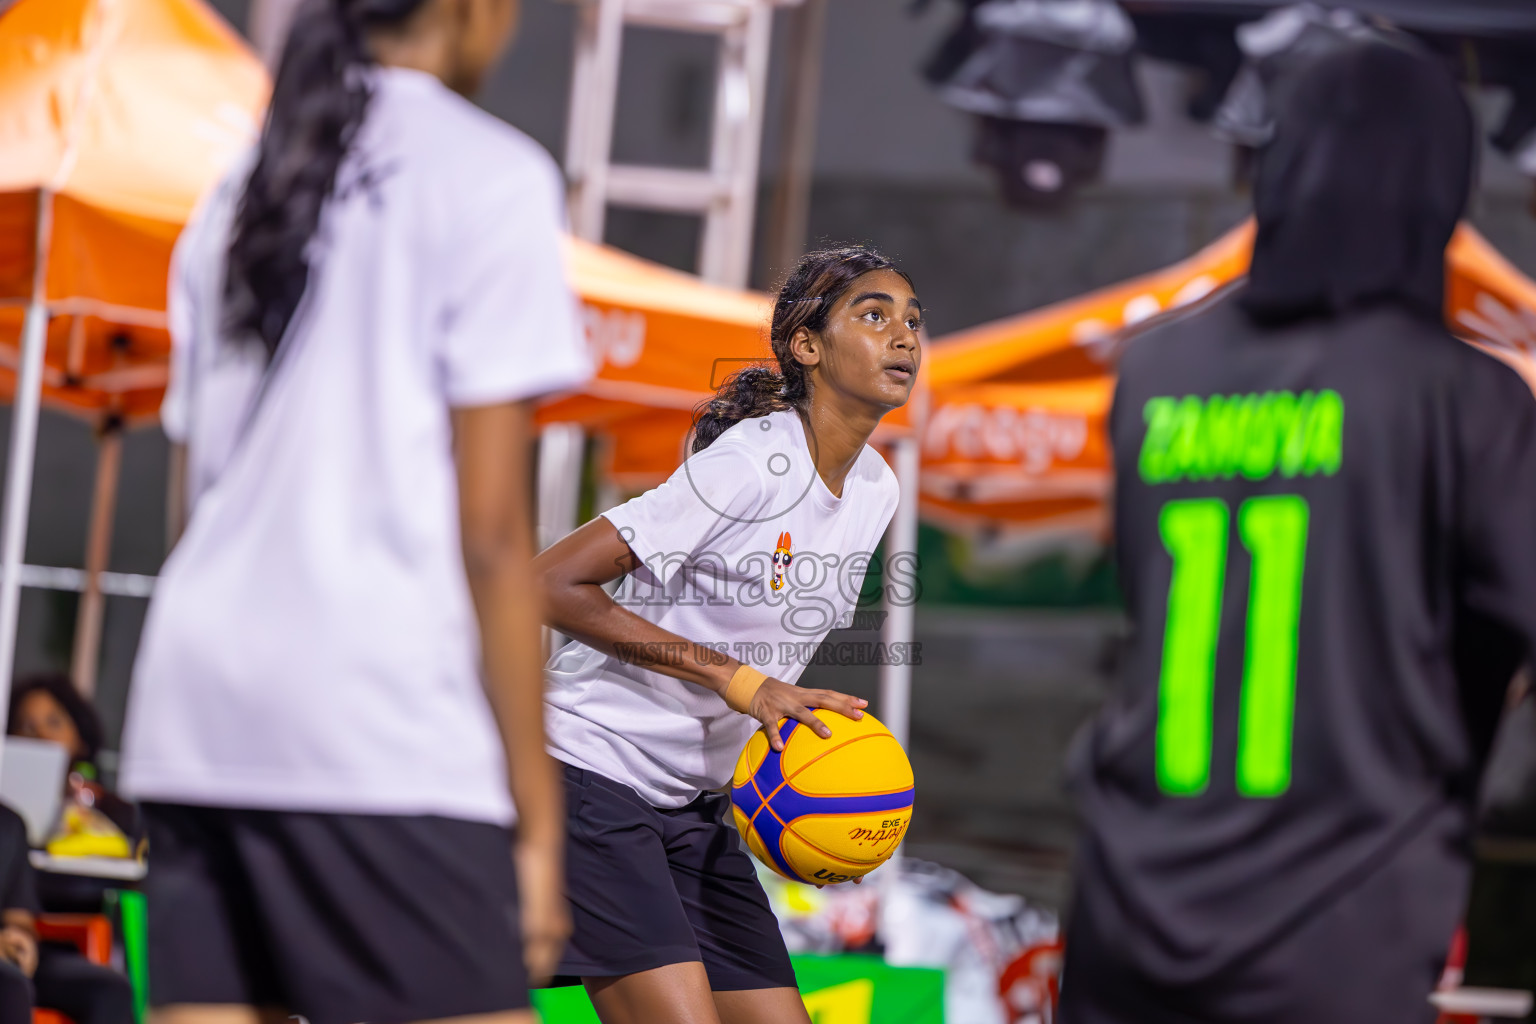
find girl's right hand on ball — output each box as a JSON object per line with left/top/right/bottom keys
{"left": 747, "top": 679, "right": 867, "bottom": 752}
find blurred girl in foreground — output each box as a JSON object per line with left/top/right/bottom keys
{"left": 119, "top": 1, "right": 591, "bottom": 1022}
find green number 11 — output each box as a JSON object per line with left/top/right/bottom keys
{"left": 1156, "top": 495, "right": 1309, "bottom": 798}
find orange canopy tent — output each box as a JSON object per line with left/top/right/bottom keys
{"left": 920, "top": 220, "right": 1536, "bottom": 535}
{"left": 919, "top": 376, "right": 1114, "bottom": 535}
{"left": 0, "top": 0, "right": 267, "bottom": 700}
{"left": 0, "top": 0, "right": 267, "bottom": 419}
{"left": 917, "top": 224, "right": 1253, "bottom": 536}
{"left": 541, "top": 240, "right": 774, "bottom": 487}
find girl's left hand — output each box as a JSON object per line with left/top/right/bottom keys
{"left": 747, "top": 678, "right": 867, "bottom": 752}
{"left": 0, "top": 926, "right": 36, "bottom": 978}
{"left": 515, "top": 836, "right": 571, "bottom": 986}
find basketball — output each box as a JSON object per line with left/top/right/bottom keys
{"left": 730, "top": 709, "right": 915, "bottom": 886}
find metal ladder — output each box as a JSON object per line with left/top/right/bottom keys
{"left": 563, "top": 0, "right": 797, "bottom": 287}
{"left": 542, "top": 0, "right": 797, "bottom": 619}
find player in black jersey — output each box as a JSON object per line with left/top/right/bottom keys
{"left": 1058, "top": 41, "right": 1533, "bottom": 1024}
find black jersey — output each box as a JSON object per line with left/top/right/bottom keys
{"left": 1071, "top": 290, "right": 1536, "bottom": 986}
{"left": 1062, "top": 44, "right": 1521, "bottom": 1012}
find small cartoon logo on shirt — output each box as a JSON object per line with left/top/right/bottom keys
{"left": 770, "top": 532, "right": 793, "bottom": 591}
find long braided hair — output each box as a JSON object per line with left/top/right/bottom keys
{"left": 224, "top": 0, "right": 430, "bottom": 358}
{"left": 690, "top": 246, "right": 913, "bottom": 453}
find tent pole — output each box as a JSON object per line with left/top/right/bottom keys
{"left": 0, "top": 188, "right": 55, "bottom": 742}
{"left": 537, "top": 423, "right": 586, "bottom": 552}
{"left": 538, "top": 424, "right": 586, "bottom": 654}
{"left": 71, "top": 420, "right": 123, "bottom": 698}
{"left": 879, "top": 436, "right": 919, "bottom": 752}
{"left": 878, "top": 436, "right": 919, "bottom": 885}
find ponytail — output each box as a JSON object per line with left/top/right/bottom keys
{"left": 224, "top": 0, "right": 426, "bottom": 359}
{"left": 691, "top": 246, "right": 912, "bottom": 453}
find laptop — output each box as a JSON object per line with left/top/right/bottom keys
{"left": 0, "top": 737, "right": 68, "bottom": 847}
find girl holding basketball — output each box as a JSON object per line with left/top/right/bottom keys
{"left": 534, "top": 246, "right": 922, "bottom": 1024}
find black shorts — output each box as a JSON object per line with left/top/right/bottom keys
{"left": 143, "top": 802, "right": 529, "bottom": 1024}
{"left": 553, "top": 762, "right": 797, "bottom": 991}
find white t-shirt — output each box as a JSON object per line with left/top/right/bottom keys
{"left": 544, "top": 409, "right": 901, "bottom": 807}
{"left": 119, "top": 67, "right": 593, "bottom": 825}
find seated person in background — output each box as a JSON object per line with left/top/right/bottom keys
{"left": 8, "top": 674, "right": 138, "bottom": 844}
{"left": 0, "top": 803, "right": 132, "bottom": 1024}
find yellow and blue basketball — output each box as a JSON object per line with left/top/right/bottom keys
{"left": 730, "top": 709, "right": 915, "bottom": 886}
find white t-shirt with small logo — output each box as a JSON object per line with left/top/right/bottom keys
{"left": 120, "top": 67, "right": 593, "bottom": 825}
{"left": 544, "top": 409, "right": 901, "bottom": 808}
